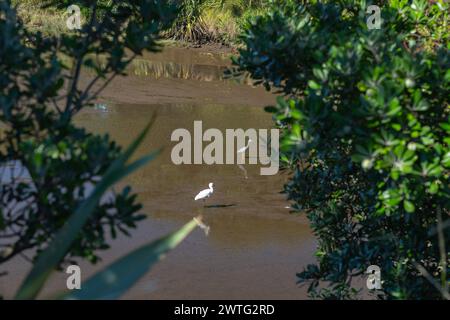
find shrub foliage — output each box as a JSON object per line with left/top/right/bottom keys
{"left": 234, "top": 0, "right": 449, "bottom": 299}
{"left": 0, "top": 0, "right": 176, "bottom": 267}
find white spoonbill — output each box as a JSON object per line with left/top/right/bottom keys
{"left": 237, "top": 139, "right": 252, "bottom": 154}
{"left": 194, "top": 183, "right": 214, "bottom": 202}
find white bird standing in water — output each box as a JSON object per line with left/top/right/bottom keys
{"left": 94, "top": 103, "right": 108, "bottom": 112}
{"left": 237, "top": 139, "right": 252, "bottom": 154}
{"left": 237, "top": 140, "right": 252, "bottom": 177}
{"left": 194, "top": 183, "right": 214, "bottom": 202}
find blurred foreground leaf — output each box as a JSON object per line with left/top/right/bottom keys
{"left": 62, "top": 218, "right": 198, "bottom": 300}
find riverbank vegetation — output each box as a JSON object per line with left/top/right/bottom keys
{"left": 13, "top": 0, "right": 271, "bottom": 46}
{"left": 167, "top": 0, "right": 269, "bottom": 44}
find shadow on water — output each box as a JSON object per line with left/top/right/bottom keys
{"left": 203, "top": 204, "right": 237, "bottom": 208}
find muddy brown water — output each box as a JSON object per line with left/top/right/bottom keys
{"left": 0, "top": 47, "right": 316, "bottom": 299}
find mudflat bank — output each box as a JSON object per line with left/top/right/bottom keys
{"left": 79, "top": 46, "right": 275, "bottom": 107}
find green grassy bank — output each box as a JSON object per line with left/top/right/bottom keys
{"left": 12, "top": 0, "right": 270, "bottom": 46}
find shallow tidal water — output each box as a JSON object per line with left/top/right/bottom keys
{"left": 0, "top": 47, "right": 317, "bottom": 299}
